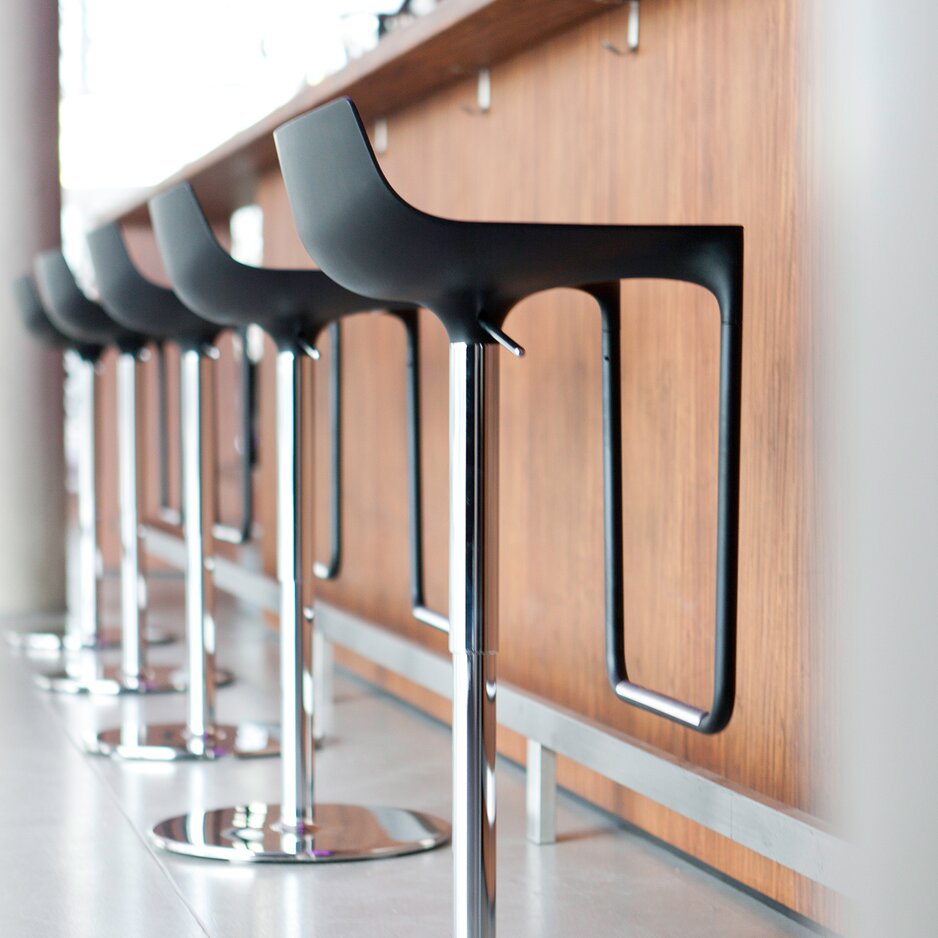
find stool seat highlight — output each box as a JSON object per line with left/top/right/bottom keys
{"left": 146, "top": 182, "right": 449, "bottom": 863}
{"left": 274, "top": 96, "right": 743, "bottom": 938}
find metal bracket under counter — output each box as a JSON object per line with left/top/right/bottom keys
{"left": 142, "top": 523, "right": 849, "bottom": 897}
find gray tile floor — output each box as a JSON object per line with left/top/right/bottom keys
{"left": 0, "top": 579, "right": 817, "bottom": 937}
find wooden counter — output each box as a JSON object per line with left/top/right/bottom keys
{"left": 105, "top": 0, "right": 836, "bottom": 926}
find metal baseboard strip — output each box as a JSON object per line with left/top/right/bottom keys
{"left": 144, "top": 525, "right": 279, "bottom": 609}
{"left": 142, "top": 524, "right": 848, "bottom": 894}
{"left": 315, "top": 602, "right": 848, "bottom": 895}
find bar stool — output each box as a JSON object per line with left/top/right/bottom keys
{"left": 145, "top": 182, "right": 450, "bottom": 860}
{"left": 274, "top": 97, "right": 744, "bottom": 937}
{"left": 33, "top": 250, "right": 176, "bottom": 694}
{"left": 5, "top": 275, "right": 100, "bottom": 652}
{"left": 81, "top": 221, "right": 272, "bottom": 759}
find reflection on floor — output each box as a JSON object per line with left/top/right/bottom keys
{"left": 0, "top": 578, "right": 817, "bottom": 937}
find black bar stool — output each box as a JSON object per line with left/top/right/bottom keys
{"left": 33, "top": 250, "right": 175, "bottom": 694}
{"left": 274, "top": 97, "right": 744, "bottom": 938}
{"left": 145, "top": 182, "right": 449, "bottom": 861}
{"left": 5, "top": 275, "right": 100, "bottom": 653}
{"left": 82, "top": 221, "right": 273, "bottom": 759}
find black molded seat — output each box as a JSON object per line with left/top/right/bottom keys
{"left": 274, "top": 96, "right": 743, "bottom": 736}
{"left": 34, "top": 250, "right": 145, "bottom": 352}
{"left": 148, "top": 183, "right": 406, "bottom": 344}
{"left": 86, "top": 223, "right": 220, "bottom": 350}
{"left": 274, "top": 98, "right": 743, "bottom": 344}
{"left": 12, "top": 274, "right": 97, "bottom": 356}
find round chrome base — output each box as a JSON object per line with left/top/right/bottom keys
{"left": 150, "top": 802, "right": 451, "bottom": 862}
{"left": 87, "top": 721, "right": 279, "bottom": 761}
{"left": 62, "top": 626, "right": 176, "bottom": 652}
{"left": 35, "top": 666, "right": 232, "bottom": 696}
{"left": 5, "top": 625, "right": 162, "bottom": 653}
{"left": 6, "top": 625, "right": 70, "bottom": 653}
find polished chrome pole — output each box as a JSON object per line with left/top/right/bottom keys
{"left": 39, "top": 350, "right": 182, "bottom": 694}
{"left": 149, "top": 339, "right": 448, "bottom": 860}
{"left": 74, "top": 353, "right": 101, "bottom": 649}
{"left": 117, "top": 350, "right": 146, "bottom": 680}
{"left": 182, "top": 347, "right": 218, "bottom": 740}
{"left": 7, "top": 350, "right": 88, "bottom": 652}
{"left": 32, "top": 354, "right": 112, "bottom": 688}
{"left": 450, "top": 342, "right": 499, "bottom": 938}
{"left": 277, "top": 346, "right": 314, "bottom": 829}
{"left": 87, "top": 346, "right": 261, "bottom": 759}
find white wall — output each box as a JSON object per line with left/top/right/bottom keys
{"left": 814, "top": 2, "right": 938, "bottom": 933}
{"left": 0, "top": 0, "right": 64, "bottom": 615}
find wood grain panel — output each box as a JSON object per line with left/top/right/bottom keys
{"left": 110, "top": 0, "right": 833, "bottom": 926}
{"left": 107, "top": 0, "right": 612, "bottom": 226}
{"left": 251, "top": 0, "right": 835, "bottom": 925}
{"left": 114, "top": 223, "right": 258, "bottom": 566}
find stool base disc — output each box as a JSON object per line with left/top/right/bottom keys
{"left": 62, "top": 626, "right": 176, "bottom": 651}
{"left": 6, "top": 625, "right": 70, "bottom": 653}
{"left": 35, "top": 666, "right": 232, "bottom": 696}
{"left": 88, "top": 721, "right": 279, "bottom": 761}
{"left": 150, "top": 802, "right": 451, "bottom": 863}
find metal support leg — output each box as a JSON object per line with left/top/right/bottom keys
{"left": 8, "top": 351, "right": 82, "bottom": 652}
{"left": 214, "top": 328, "right": 258, "bottom": 545}
{"left": 526, "top": 740, "right": 557, "bottom": 845}
{"left": 73, "top": 355, "right": 101, "bottom": 649}
{"left": 88, "top": 349, "right": 270, "bottom": 759}
{"left": 312, "top": 628, "right": 334, "bottom": 743}
{"left": 38, "top": 353, "right": 178, "bottom": 692}
{"left": 150, "top": 344, "right": 449, "bottom": 861}
{"left": 312, "top": 321, "right": 341, "bottom": 580}
{"left": 29, "top": 352, "right": 176, "bottom": 671}
{"left": 277, "top": 347, "right": 314, "bottom": 828}
{"left": 450, "top": 342, "right": 499, "bottom": 938}
{"left": 155, "top": 340, "right": 183, "bottom": 527}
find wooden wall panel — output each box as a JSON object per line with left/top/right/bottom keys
{"left": 250, "top": 0, "right": 832, "bottom": 923}
{"left": 121, "top": 0, "right": 831, "bottom": 925}
{"left": 106, "top": 224, "right": 258, "bottom": 566}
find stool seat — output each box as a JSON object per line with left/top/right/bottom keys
{"left": 149, "top": 183, "right": 407, "bottom": 345}
{"left": 87, "top": 223, "right": 219, "bottom": 349}
{"left": 274, "top": 97, "right": 743, "bottom": 343}
{"left": 34, "top": 250, "right": 146, "bottom": 351}
{"left": 12, "top": 274, "right": 100, "bottom": 359}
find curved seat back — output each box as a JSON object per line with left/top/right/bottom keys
{"left": 34, "top": 250, "right": 143, "bottom": 350}
{"left": 87, "top": 222, "right": 218, "bottom": 348}
{"left": 13, "top": 274, "right": 70, "bottom": 348}
{"left": 274, "top": 97, "right": 742, "bottom": 342}
{"left": 275, "top": 98, "right": 461, "bottom": 315}
{"left": 149, "top": 183, "right": 385, "bottom": 345}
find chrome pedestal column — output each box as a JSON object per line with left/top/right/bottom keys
{"left": 151, "top": 345, "right": 449, "bottom": 860}
{"left": 87, "top": 348, "right": 264, "bottom": 760}
{"left": 450, "top": 343, "right": 499, "bottom": 938}
{"left": 29, "top": 354, "right": 172, "bottom": 677}
{"left": 7, "top": 351, "right": 84, "bottom": 652}
{"left": 39, "top": 351, "right": 181, "bottom": 692}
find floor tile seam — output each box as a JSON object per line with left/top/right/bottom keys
{"left": 21, "top": 648, "right": 214, "bottom": 937}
